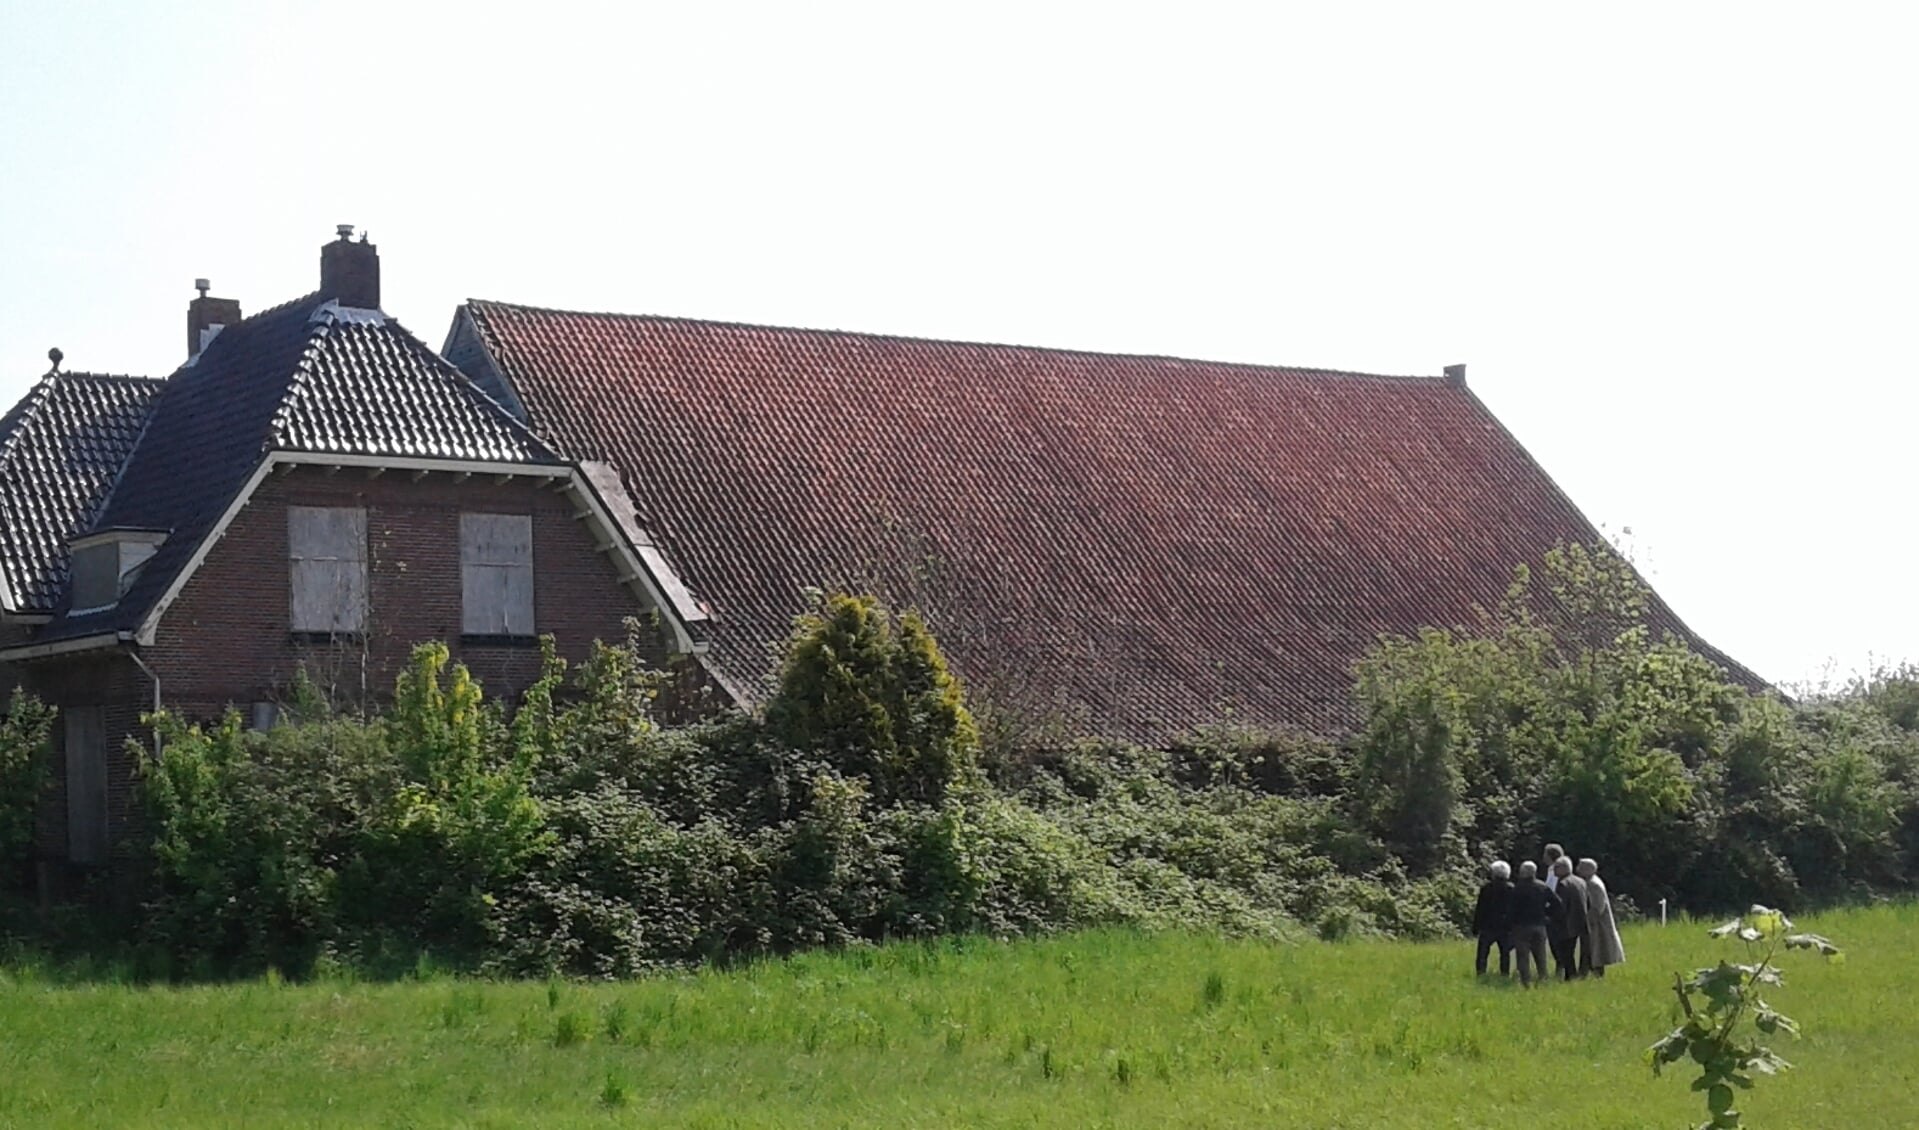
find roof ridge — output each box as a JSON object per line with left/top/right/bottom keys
{"left": 34, "top": 371, "right": 160, "bottom": 385}
{"left": 463, "top": 298, "right": 1445, "bottom": 385}
{"left": 154, "top": 290, "right": 328, "bottom": 386}
{"left": 245, "top": 289, "right": 327, "bottom": 326}
{"left": 266, "top": 313, "right": 336, "bottom": 451}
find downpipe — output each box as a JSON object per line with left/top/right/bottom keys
{"left": 124, "top": 645, "right": 162, "bottom": 756}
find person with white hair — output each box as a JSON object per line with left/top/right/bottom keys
{"left": 1471, "top": 861, "right": 1515, "bottom": 977}
{"left": 1548, "top": 856, "right": 1592, "bottom": 979}
{"left": 1576, "top": 858, "right": 1625, "bottom": 975}
{"left": 1506, "top": 860, "right": 1561, "bottom": 988}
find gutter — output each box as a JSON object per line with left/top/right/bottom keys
{"left": 0, "top": 630, "right": 164, "bottom": 753}
{"left": 0, "top": 630, "right": 122, "bottom": 663}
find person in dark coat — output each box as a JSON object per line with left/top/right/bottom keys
{"left": 1471, "top": 861, "right": 1515, "bottom": 977}
{"left": 1548, "top": 856, "right": 1591, "bottom": 980}
{"left": 1506, "top": 860, "right": 1560, "bottom": 988}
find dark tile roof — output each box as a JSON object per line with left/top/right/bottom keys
{"left": 460, "top": 300, "right": 1763, "bottom": 742}
{"left": 274, "top": 302, "right": 561, "bottom": 461}
{"left": 0, "top": 371, "right": 162, "bottom": 613}
{"left": 35, "top": 295, "right": 560, "bottom": 642}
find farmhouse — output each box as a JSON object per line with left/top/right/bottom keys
{"left": 1, "top": 229, "right": 1753, "bottom": 877}
{"left": 0, "top": 230, "right": 705, "bottom": 878}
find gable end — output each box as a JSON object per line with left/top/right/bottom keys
{"left": 444, "top": 306, "right": 529, "bottom": 424}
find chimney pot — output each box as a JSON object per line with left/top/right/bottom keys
{"left": 336, "top": 223, "right": 355, "bottom": 240}
{"left": 1443, "top": 363, "right": 1467, "bottom": 388}
{"left": 194, "top": 278, "right": 210, "bottom": 297}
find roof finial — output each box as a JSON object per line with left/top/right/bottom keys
{"left": 46, "top": 347, "right": 63, "bottom": 374}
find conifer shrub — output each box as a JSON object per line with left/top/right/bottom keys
{"left": 766, "top": 593, "right": 979, "bottom": 807}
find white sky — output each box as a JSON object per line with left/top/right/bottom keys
{"left": 1, "top": 2, "right": 1912, "bottom": 689}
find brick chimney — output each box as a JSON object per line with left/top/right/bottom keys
{"left": 187, "top": 278, "right": 242, "bottom": 358}
{"left": 320, "top": 224, "right": 380, "bottom": 310}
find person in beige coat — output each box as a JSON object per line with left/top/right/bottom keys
{"left": 1577, "top": 858, "right": 1625, "bottom": 976}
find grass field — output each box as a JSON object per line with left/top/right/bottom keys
{"left": 1, "top": 905, "right": 1913, "bottom": 1129}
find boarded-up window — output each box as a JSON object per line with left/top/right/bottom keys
{"left": 461, "top": 513, "right": 534, "bottom": 637}
{"left": 289, "top": 506, "right": 368, "bottom": 634}
{"left": 65, "top": 706, "right": 108, "bottom": 865}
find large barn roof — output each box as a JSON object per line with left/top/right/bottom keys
{"left": 455, "top": 300, "right": 1757, "bottom": 741}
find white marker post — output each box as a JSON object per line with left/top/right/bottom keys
{"left": 1659, "top": 898, "right": 1668, "bottom": 926}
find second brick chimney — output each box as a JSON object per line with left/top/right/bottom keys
{"left": 320, "top": 224, "right": 381, "bottom": 310}
{"left": 187, "top": 278, "right": 242, "bottom": 358}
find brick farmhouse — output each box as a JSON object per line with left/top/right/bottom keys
{"left": 1, "top": 229, "right": 1755, "bottom": 877}
{"left": 0, "top": 231, "right": 706, "bottom": 881}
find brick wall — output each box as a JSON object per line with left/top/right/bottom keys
{"left": 146, "top": 465, "right": 660, "bottom": 713}
{"left": 9, "top": 465, "right": 678, "bottom": 877}
{"left": 21, "top": 652, "right": 148, "bottom": 889}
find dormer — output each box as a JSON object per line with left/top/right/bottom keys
{"left": 68, "top": 528, "right": 168, "bottom": 613}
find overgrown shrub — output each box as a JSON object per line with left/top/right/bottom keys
{"left": 345, "top": 643, "right": 551, "bottom": 961}
{"left": 492, "top": 788, "right": 754, "bottom": 976}
{"left": 99, "top": 571, "right": 1919, "bottom": 979}
{"left": 1348, "top": 545, "right": 1919, "bottom": 914}
{"left": 137, "top": 707, "right": 388, "bottom": 975}
{"left": 1163, "top": 726, "right": 1351, "bottom": 799}
{"left": 0, "top": 689, "right": 57, "bottom": 887}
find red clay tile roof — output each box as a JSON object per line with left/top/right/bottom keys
{"left": 458, "top": 301, "right": 1760, "bottom": 742}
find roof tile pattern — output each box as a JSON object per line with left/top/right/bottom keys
{"left": 0, "top": 373, "right": 161, "bottom": 612}
{"left": 276, "top": 303, "right": 559, "bottom": 461}
{"left": 39, "top": 295, "right": 559, "bottom": 641}
{"left": 465, "top": 301, "right": 1758, "bottom": 741}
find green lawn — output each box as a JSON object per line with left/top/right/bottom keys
{"left": 1, "top": 905, "right": 1912, "bottom": 1129}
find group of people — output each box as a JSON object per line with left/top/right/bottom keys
{"left": 1470, "top": 843, "right": 1626, "bottom": 987}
